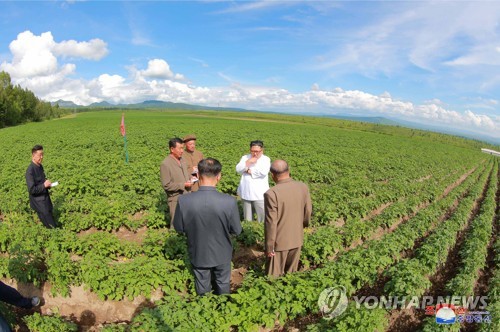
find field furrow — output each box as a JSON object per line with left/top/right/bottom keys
{"left": 0, "top": 111, "right": 496, "bottom": 331}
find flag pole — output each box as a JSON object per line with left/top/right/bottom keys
{"left": 120, "top": 113, "right": 129, "bottom": 164}
{"left": 124, "top": 134, "right": 129, "bottom": 163}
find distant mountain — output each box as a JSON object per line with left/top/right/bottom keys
{"left": 117, "top": 100, "right": 195, "bottom": 109}
{"left": 322, "top": 114, "right": 400, "bottom": 126}
{"left": 125, "top": 100, "right": 214, "bottom": 110}
{"left": 89, "top": 101, "right": 113, "bottom": 107}
{"left": 137, "top": 100, "right": 253, "bottom": 112}
{"left": 80, "top": 99, "right": 252, "bottom": 112}
{"left": 315, "top": 111, "right": 499, "bottom": 145}
{"left": 52, "top": 100, "right": 80, "bottom": 108}
{"left": 391, "top": 118, "right": 500, "bottom": 145}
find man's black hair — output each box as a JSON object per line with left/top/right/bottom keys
{"left": 168, "top": 137, "right": 183, "bottom": 149}
{"left": 32, "top": 145, "right": 43, "bottom": 154}
{"left": 198, "top": 158, "right": 222, "bottom": 177}
{"left": 250, "top": 140, "right": 264, "bottom": 148}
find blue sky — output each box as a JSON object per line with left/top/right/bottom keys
{"left": 0, "top": 1, "right": 499, "bottom": 140}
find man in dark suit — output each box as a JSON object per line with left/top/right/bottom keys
{"left": 25, "top": 145, "right": 56, "bottom": 228}
{"left": 173, "top": 158, "right": 242, "bottom": 295}
{"left": 264, "top": 159, "right": 312, "bottom": 277}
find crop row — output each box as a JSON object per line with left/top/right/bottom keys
{"left": 0, "top": 218, "right": 194, "bottom": 300}
{"left": 383, "top": 161, "right": 492, "bottom": 297}
{"left": 103, "top": 152, "right": 486, "bottom": 331}
{"left": 480, "top": 191, "right": 499, "bottom": 332}
{"left": 419, "top": 160, "right": 498, "bottom": 331}
{"left": 300, "top": 164, "right": 483, "bottom": 268}
{"left": 446, "top": 161, "right": 498, "bottom": 296}
{"left": 307, "top": 159, "right": 493, "bottom": 331}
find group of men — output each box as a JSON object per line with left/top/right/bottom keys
{"left": 160, "top": 136, "right": 312, "bottom": 295}
{"left": 23, "top": 136, "right": 312, "bottom": 297}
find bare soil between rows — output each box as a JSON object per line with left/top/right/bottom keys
{"left": 387, "top": 166, "right": 493, "bottom": 332}
{"left": 280, "top": 166, "right": 480, "bottom": 331}
{"left": 4, "top": 226, "right": 266, "bottom": 330}
{"left": 3, "top": 166, "right": 483, "bottom": 331}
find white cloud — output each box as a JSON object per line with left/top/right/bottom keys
{"left": 139, "top": 59, "right": 185, "bottom": 80}
{"left": 452, "top": 44, "right": 500, "bottom": 67}
{"left": 53, "top": 38, "right": 108, "bottom": 60}
{"left": 463, "top": 110, "right": 496, "bottom": 130}
{"left": 131, "top": 34, "right": 153, "bottom": 47}
{"left": 0, "top": 30, "right": 108, "bottom": 79}
{"left": 310, "top": 2, "right": 500, "bottom": 92}
{"left": 214, "top": 0, "right": 291, "bottom": 14}
{"left": 189, "top": 57, "right": 209, "bottom": 68}
{"left": 1, "top": 31, "right": 58, "bottom": 77}
{"left": 227, "top": 86, "right": 499, "bottom": 137}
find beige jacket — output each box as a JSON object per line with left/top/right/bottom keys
{"left": 184, "top": 150, "right": 204, "bottom": 191}
{"left": 160, "top": 155, "right": 190, "bottom": 201}
{"left": 264, "top": 178, "right": 312, "bottom": 252}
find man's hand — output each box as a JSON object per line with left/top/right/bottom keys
{"left": 266, "top": 250, "right": 275, "bottom": 258}
{"left": 184, "top": 181, "right": 193, "bottom": 188}
{"left": 43, "top": 180, "right": 52, "bottom": 188}
{"left": 246, "top": 157, "right": 258, "bottom": 166}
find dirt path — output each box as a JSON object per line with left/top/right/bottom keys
{"left": 2, "top": 278, "right": 164, "bottom": 330}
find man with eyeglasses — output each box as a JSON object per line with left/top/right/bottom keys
{"left": 235, "top": 140, "right": 271, "bottom": 222}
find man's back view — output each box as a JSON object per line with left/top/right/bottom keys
{"left": 174, "top": 158, "right": 242, "bottom": 295}
{"left": 264, "top": 159, "right": 312, "bottom": 277}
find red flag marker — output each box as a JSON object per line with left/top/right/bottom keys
{"left": 120, "top": 113, "right": 126, "bottom": 137}
{"left": 120, "top": 113, "right": 129, "bottom": 163}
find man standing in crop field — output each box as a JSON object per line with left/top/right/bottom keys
{"left": 183, "top": 134, "right": 204, "bottom": 192}
{"left": 25, "top": 145, "right": 56, "bottom": 228}
{"left": 173, "top": 158, "right": 242, "bottom": 295}
{"left": 235, "top": 140, "right": 271, "bottom": 222}
{"left": 160, "top": 137, "right": 193, "bottom": 226}
{"left": 264, "top": 159, "right": 312, "bottom": 277}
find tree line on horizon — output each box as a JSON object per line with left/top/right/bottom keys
{"left": 0, "top": 71, "right": 67, "bottom": 128}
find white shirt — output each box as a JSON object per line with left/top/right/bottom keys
{"left": 235, "top": 154, "right": 271, "bottom": 201}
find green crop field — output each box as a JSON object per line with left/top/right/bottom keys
{"left": 0, "top": 110, "right": 498, "bottom": 331}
